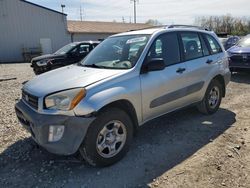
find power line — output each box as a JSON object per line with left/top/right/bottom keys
{"left": 130, "top": 0, "right": 138, "bottom": 23}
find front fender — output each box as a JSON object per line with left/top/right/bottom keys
{"left": 73, "top": 86, "right": 142, "bottom": 123}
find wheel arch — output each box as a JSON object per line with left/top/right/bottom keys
{"left": 97, "top": 99, "right": 139, "bottom": 134}
{"left": 212, "top": 74, "right": 226, "bottom": 97}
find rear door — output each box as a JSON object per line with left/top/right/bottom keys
{"left": 178, "top": 32, "right": 223, "bottom": 102}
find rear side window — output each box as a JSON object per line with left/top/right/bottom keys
{"left": 204, "top": 34, "right": 222, "bottom": 54}
{"left": 180, "top": 32, "right": 203, "bottom": 61}
{"left": 147, "top": 33, "right": 180, "bottom": 66}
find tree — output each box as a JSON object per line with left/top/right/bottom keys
{"left": 145, "top": 19, "right": 162, "bottom": 26}
{"left": 194, "top": 15, "right": 250, "bottom": 36}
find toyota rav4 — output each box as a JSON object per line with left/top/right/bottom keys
{"left": 15, "top": 25, "right": 231, "bottom": 167}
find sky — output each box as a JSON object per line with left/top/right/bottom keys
{"left": 30, "top": 0, "right": 250, "bottom": 24}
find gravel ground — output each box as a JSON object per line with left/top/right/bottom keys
{"left": 0, "top": 63, "right": 250, "bottom": 188}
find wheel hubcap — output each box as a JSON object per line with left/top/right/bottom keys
{"left": 208, "top": 86, "right": 220, "bottom": 109}
{"left": 96, "top": 120, "right": 127, "bottom": 158}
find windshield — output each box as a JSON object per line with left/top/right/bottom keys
{"left": 80, "top": 35, "right": 150, "bottom": 69}
{"left": 54, "top": 43, "right": 77, "bottom": 55}
{"left": 236, "top": 36, "right": 250, "bottom": 48}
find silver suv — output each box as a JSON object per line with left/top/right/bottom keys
{"left": 15, "top": 25, "right": 231, "bottom": 166}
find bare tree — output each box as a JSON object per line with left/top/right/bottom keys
{"left": 145, "top": 19, "right": 162, "bottom": 26}
{"left": 194, "top": 15, "right": 250, "bottom": 36}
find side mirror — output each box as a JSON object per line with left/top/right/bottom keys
{"left": 142, "top": 58, "right": 165, "bottom": 73}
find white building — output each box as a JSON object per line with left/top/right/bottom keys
{"left": 0, "top": 0, "right": 71, "bottom": 62}
{"left": 67, "top": 21, "right": 151, "bottom": 42}
{"left": 0, "top": 0, "right": 151, "bottom": 62}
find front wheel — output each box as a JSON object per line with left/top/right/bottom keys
{"left": 197, "top": 79, "right": 222, "bottom": 114}
{"left": 79, "top": 108, "right": 133, "bottom": 167}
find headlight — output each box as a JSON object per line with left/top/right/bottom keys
{"left": 45, "top": 88, "right": 86, "bottom": 111}
{"left": 37, "top": 60, "right": 48, "bottom": 66}
{"left": 227, "top": 51, "right": 233, "bottom": 57}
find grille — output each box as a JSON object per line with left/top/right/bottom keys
{"left": 15, "top": 107, "right": 30, "bottom": 127}
{"left": 22, "top": 90, "right": 39, "bottom": 110}
{"left": 230, "top": 54, "right": 250, "bottom": 65}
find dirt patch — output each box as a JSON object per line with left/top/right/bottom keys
{"left": 0, "top": 63, "right": 250, "bottom": 188}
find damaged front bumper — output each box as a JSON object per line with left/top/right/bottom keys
{"left": 15, "top": 100, "right": 95, "bottom": 155}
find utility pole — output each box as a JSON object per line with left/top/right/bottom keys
{"left": 130, "top": 0, "right": 138, "bottom": 23}
{"left": 80, "top": 5, "right": 83, "bottom": 21}
{"left": 61, "top": 4, "right": 65, "bottom": 14}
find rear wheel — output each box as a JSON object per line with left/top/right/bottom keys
{"left": 197, "top": 79, "right": 222, "bottom": 114}
{"left": 79, "top": 108, "right": 133, "bottom": 167}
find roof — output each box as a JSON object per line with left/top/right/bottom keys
{"left": 20, "top": 0, "right": 67, "bottom": 16}
{"left": 67, "top": 21, "right": 151, "bottom": 34}
{"left": 113, "top": 28, "right": 163, "bottom": 36}
{"left": 114, "top": 26, "right": 213, "bottom": 37}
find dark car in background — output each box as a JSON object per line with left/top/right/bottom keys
{"left": 224, "top": 36, "right": 240, "bottom": 50}
{"left": 228, "top": 35, "right": 250, "bottom": 72}
{"left": 31, "top": 41, "right": 100, "bottom": 74}
{"left": 219, "top": 37, "right": 228, "bottom": 47}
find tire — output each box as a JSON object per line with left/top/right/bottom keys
{"left": 33, "top": 68, "right": 41, "bottom": 75}
{"left": 197, "top": 79, "right": 222, "bottom": 115}
{"left": 79, "top": 108, "right": 134, "bottom": 167}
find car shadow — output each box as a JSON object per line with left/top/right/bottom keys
{"left": 231, "top": 71, "right": 250, "bottom": 84}
{"left": 0, "top": 107, "right": 236, "bottom": 188}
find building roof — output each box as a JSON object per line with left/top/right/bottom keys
{"left": 67, "top": 20, "right": 151, "bottom": 34}
{"left": 21, "top": 0, "right": 67, "bottom": 16}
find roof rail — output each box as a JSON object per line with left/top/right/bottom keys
{"left": 166, "top": 25, "right": 210, "bottom": 31}
{"left": 128, "top": 24, "right": 210, "bottom": 32}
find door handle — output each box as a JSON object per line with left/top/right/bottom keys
{"left": 206, "top": 59, "right": 213, "bottom": 64}
{"left": 176, "top": 68, "right": 186, "bottom": 73}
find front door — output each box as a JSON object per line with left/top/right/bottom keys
{"left": 140, "top": 32, "right": 189, "bottom": 122}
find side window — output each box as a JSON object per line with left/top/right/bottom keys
{"left": 79, "top": 44, "right": 91, "bottom": 54}
{"left": 180, "top": 32, "right": 203, "bottom": 61}
{"left": 204, "top": 34, "right": 222, "bottom": 54}
{"left": 147, "top": 33, "right": 180, "bottom": 66}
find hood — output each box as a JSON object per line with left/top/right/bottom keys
{"left": 23, "top": 64, "right": 126, "bottom": 97}
{"left": 32, "top": 54, "right": 65, "bottom": 62}
{"left": 228, "top": 46, "right": 250, "bottom": 54}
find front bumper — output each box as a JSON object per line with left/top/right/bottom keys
{"left": 31, "top": 63, "right": 50, "bottom": 74}
{"left": 15, "top": 100, "right": 95, "bottom": 155}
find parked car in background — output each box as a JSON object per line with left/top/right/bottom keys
{"left": 227, "top": 35, "right": 250, "bottom": 72}
{"left": 224, "top": 36, "right": 240, "bottom": 50}
{"left": 15, "top": 25, "right": 230, "bottom": 167}
{"left": 219, "top": 37, "right": 228, "bottom": 47}
{"left": 31, "top": 41, "right": 100, "bottom": 74}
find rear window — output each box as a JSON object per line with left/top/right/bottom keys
{"left": 204, "top": 34, "right": 222, "bottom": 54}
